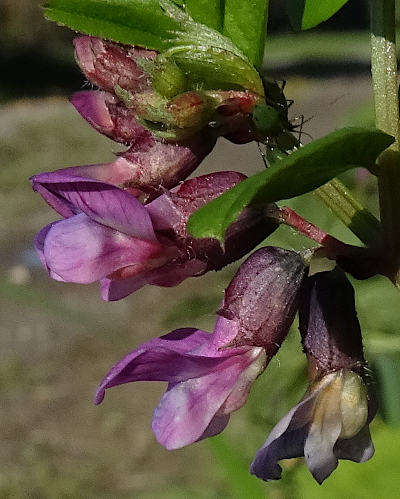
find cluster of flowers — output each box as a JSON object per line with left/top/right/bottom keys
{"left": 32, "top": 36, "right": 376, "bottom": 483}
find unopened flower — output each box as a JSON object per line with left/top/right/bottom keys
{"left": 251, "top": 268, "right": 375, "bottom": 484}
{"left": 32, "top": 171, "right": 277, "bottom": 300}
{"left": 68, "top": 36, "right": 264, "bottom": 199}
{"left": 95, "top": 247, "right": 308, "bottom": 447}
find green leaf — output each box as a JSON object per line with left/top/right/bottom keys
{"left": 45, "top": 0, "right": 264, "bottom": 94}
{"left": 187, "top": 128, "right": 394, "bottom": 241}
{"left": 223, "top": 0, "right": 269, "bottom": 68}
{"left": 160, "top": 1, "right": 264, "bottom": 93}
{"left": 184, "top": 0, "right": 224, "bottom": 32}
{"left": 44, "top": 0, "right": 179, "bottom": 51}
{"left": 286, "top": 0, "right": 350, "bottom": 30}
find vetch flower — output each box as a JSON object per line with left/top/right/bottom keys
{"left": 32, "top": 171, "right": 277, "bottom": 301}
{"left": 68, "top": 36, "right": 264, "bottom": 199}
{"left": 95, "top": 247, "right": 308, "bottom": 448}
{"left": 251, "top": 268, "right": 376, "bottom": 484}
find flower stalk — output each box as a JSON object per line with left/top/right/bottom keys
{"left": 279, "top": 205, "right": 360, "bottom": 256}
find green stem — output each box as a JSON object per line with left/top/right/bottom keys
{"left": 315, "top": 179, "right": 382, "bottom": 248}
{"left": 370, "top": 0, "right": 400, "bottom": 263}
{"left": 370, "top": 0, "right": 399, "bottom": 144}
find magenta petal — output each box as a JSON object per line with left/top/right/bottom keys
{"left": 147, "top": 171, "right": 246, "bottom": 234}
{"left": 115, "top": 134, "right": 217, "bottom": 196}
{"left": 70, "top": 91, "right": 114, "bottom": 135}
{"left": 94, "top": 328, "right": 231, "bottom": 404}
{"left": 100, "top": 259, "right": 207, "bottom": 301}
{"left": 41, "top": 213, "right": 165, "bottom": 283}
{"left": 70, "top": 90, "right": 147, "bottom": 143}
{"left": 31, "top": 172, "right": 157, "bottom": 240}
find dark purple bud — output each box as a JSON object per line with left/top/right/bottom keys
{"left": 299, "top": 268, "right": 365, "bottom": 375}
{"left": 218, "top": 247, "right": 308, "bottom": 350}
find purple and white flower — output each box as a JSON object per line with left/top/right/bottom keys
{"left": 95, "top": 247, "right": 308, "bottom": 448}
{"left": 251, "top": 268, "right": 376, "bottom": 484}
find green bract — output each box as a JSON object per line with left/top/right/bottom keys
{"left": 187, "top": 128, "right": 394, "bottom": 241}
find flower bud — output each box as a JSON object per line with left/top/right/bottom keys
{"left": 218, "top": 247, "right": 308, "bottom": 350}
{"left": 299, "top": 268, "right": 365, "bottom": 374}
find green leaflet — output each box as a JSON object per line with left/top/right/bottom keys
{"left": 286, "top": 0, "right": 350, "bottom": 30}
{"left": 44, "top": 0, "right": 264, "bottom": 94}
{"left": 44, "top": 0, "right": 179, "bottom": 51}
{"left": 223, "top": 0, "right": 269, "bottom": 69}
{"left": 187, "top": 128, "right": 394, "bottom": 241}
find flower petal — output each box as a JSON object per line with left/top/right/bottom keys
{"left": 95, "top": 328, "right": 244, "bottom": 404}
{"left": 41, "top": 213, "right": 166, "bottom": 283}
{"left": 304, "top": 380, "right": 343, "bottom": 484}
{"left": 250, "top": 392, "right": 318, "bottom": 481}
{"left": 70, "top": 90, "right": 146, "bottom": 143}
{"left": 73, "top": 36, "right": 156, "bottom": 93}
{"left": 31, "top": 172, "right": 157, "bottom": 240}
{"left": 151, "top": 353, "right": 256, "bottom": 450}
{"left": 100, "top": 259, "right": 207, "bottom": 301}
{"left": 334, "top": 426, "right": 374, "bottom": 463}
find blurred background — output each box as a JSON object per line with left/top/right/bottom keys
{"left": 1, "top": 1, "right": 400, "bottom": 497}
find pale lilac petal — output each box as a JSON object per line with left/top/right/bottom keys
{"left": 31, "top": 172, "right": 157, "bottom": 240}
{"left": 250, "top": 392, "right": 318, "bottom": 481}
{"left": 70, "top": 90, "right": 147, "bottom": 143}
{"left": 42, "top": 213, "right": 165, "bottom": 283}
{"left": 152, "top": 355, "right": 255, "bottom": 450}
{"left": 304, "top": 385, "right": 342, "bottom": 484}
{"left": 100, "top": 259, "right": 207, "bottom": 301}
{"left": 334, "top": 426, "right": 374, "bottom": 463}
{"left": 34, "top": 223, "right": 54, "bottom": 272}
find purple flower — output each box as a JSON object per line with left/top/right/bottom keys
{"left": 251, "top": 268, "right": 376, "bottom": 484}
{"left": 95, "top": 247, "right": 308, "bottom": 448}
{"left": 32, "top": 171, "right": 277, "bottom": 300}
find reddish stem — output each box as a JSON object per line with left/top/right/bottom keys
{"left": 280, "top": 206, "right": 357, "bottom": 257}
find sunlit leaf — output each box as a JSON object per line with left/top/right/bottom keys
{"left": 223, "top": 0, "right": 269, "bottom": 68}
{"left": 44, "top": 0, "right": 264, "bottom": 94}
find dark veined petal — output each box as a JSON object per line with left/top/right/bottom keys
{"left": 250, "top": 391, "right": 318, "bottom": 481}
